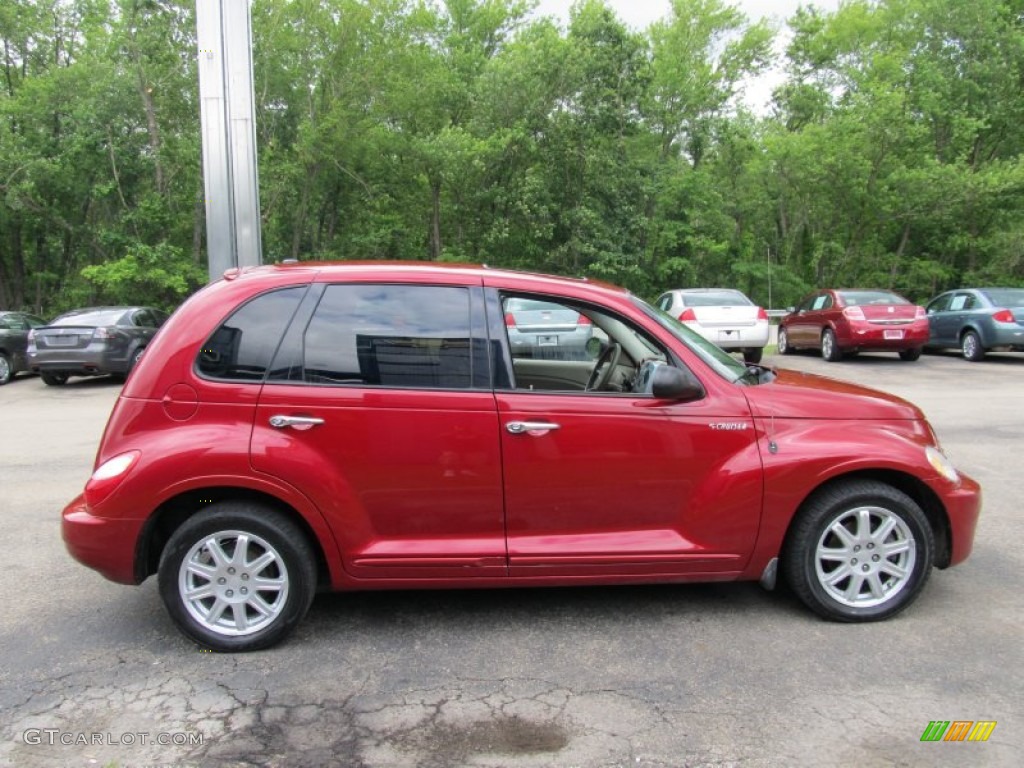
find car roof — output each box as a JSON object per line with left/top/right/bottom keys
{"left": 220, "top": 261, "right": 630, "bottom": 299}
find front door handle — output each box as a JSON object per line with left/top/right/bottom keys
{"left": 269, "top": 415, "right": 325, "bottom": 431}
{"left": 506, "top": 421, "right": 561, "bottom": 435}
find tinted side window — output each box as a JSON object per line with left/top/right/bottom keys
{"left": 303, "top": 284, "right": 476, "bottom": 389}
{"left": 197, "top": 287, "right": 305, "bottom": 381}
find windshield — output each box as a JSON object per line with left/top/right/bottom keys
{"left": 631, "top": 296, "right": 752, "bottom": 383}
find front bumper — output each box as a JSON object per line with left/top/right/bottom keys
{"left": 943, "top": 472, "right": 982, "bottom": 567}
{"left": 62, "top": 494, "right": 145, "bottom": 584}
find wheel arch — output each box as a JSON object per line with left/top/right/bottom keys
{"left": 135, "top": 487, "right": 333, "bottom": 588}
{"left": 959, "top": 325, "right": 985, "bottom": 345}
{"left": 782, "top": 469, "right": 952, "bottom": 568}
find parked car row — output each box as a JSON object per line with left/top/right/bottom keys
{"left": 777, "top": 287, "right": 1024, "bottom": 362}
{"left": 0, "top": 306, "right": 168, "bottom": 385}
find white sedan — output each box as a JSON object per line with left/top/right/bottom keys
{"left": 656, "top": 288, "right": 770, "bottom": 363}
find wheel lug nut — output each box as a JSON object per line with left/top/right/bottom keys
{"left": 228, "top": 567, "right": 236, "bottom": 575}
{"left": 218, "top": 578, "right": 226, "bottom": 585}
{"left": 226, "top": 589, "right": 234, "bottom": 597}
{"left": 862, "top": 564, "right": 870, "bottom": 572}
{"left": 872, "top": 555, "right": 880, "bottom": 562}
{"left": 241, "top": 587, "right": 248, "bottom": 595}
{"left": 851, "top": 558, "right": 858, "bottom": 565}
{"left": 241, "top": 573, "right": 249, "bottom": 581}
{"left": 854, "top": 545, "right": 861, "bottom": 552}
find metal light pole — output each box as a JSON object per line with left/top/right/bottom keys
{"left": 196, "top": 0, "right": 263, "bottom": 279}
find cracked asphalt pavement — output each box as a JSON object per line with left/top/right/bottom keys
{"left": 1, "top": 351, "right": 1021, "bottom": 767}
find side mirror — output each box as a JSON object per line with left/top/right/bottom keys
{"left": 651, "top": 365, "right": 704, "bottom": 402}
{"left": 786, "top": 306, "right": 795, "bottom": 314}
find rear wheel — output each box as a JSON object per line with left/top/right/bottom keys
{"left": 961, "top": 330, "right": 985, "bottom": 362}
{"left": 128, "top": 346, "right": 146, "bottom": 374}
{"left": 898, "top": 347, "right": 922, "bottom": 361}
{"left": 742, "top": 347, "right": 763, "bottom": 364}
{"left": 783, "top": 480, "right": 933, "bottom": 622}
{"left": 0, "top": 353, "right": 11, "bottom": 385}
{"left": 821, "top": 329, "right": 843, "bottom": 362}
{"left": 158, "top": 502, "right": 317, "bottom": 652}
{"left": 41, "top": 372, "right": 69, "bottom": 386}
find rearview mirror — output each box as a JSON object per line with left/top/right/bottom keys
{"left": 651, "top": 366, "right": 704, "bottom": 402}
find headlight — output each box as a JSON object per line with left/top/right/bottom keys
{"left": 925, "top": 446, "right": 960, "bottom": 484}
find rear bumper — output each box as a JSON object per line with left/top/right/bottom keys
{"left": 688, "top": 324, "right": 770, "bottom": 350}
{"left": 29, "top": 347, "right": 131, "bottom": 375}
{"left": 842, "top": 325, "right": 930, "bottom": 350}
{"left": 984, "top": 325, "right": 1024, "bottom": 349}
{"left": 62, "top": 494, "right": 144, "bottom": 584}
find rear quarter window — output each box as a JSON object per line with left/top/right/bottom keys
{"left": 197, "top": 287, "right": 306, "bottom": 381}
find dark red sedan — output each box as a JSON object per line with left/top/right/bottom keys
{"left": 778, "top": 289, "right": 929, "bottom": 361}
{"left": 62, "top": 264, "right": 979, "bottom": 651}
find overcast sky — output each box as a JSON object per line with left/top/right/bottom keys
{"left": 530, "top": 0, "right": 844, "bottom": 111}
{"left": 531, "top": 1, "right": 842, "bottom": 30}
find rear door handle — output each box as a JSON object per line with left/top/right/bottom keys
{"left": 269, "top": 415, "right": 325, "bottom": 430}
{"left": 506, "top": 421, "right": 561, "bottom": 435}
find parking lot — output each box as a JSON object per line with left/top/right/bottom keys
{"left": 1, "top": 349, "right": 1021, "bottom": 767}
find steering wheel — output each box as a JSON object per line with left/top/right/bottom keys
{"left": 586, "top": 343, "right": 622, "bottom": 391}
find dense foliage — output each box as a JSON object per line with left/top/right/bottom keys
{"left": 2, "top": 0, "right": 1023, "bottom": 316}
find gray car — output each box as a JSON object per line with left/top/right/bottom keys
{"left": 0, "top": 311, "right": 47, "bottom": 385}
{"left": 28, "top": 306, "right": 169, "bottom": 385}
{"left": 925, "top": 287, "right": 1024, "bottom": 361}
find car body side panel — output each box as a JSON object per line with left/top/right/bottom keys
{"left": 251, "top": 385, "right": 507, "bottom": 580}
{"left": 737, "top": 418, "right": 981, "bottom": 580}
{"left": 497, "top": 390, "right": 763, "bottom": 576}
{"left": 62, "top": 396, "right": 345, "bottom": 586}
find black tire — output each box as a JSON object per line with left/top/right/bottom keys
{"left": 158, "top": 502, "right": 317, "bottom": 652}
{"left": 41, "top": 372, "right": 69, "bottom": 386}
{"left": 821, "top": 329, "right": 843, "bottom": 362}
{"left": 776, "top": 328, "right": 794, "bottom": 355}
{"left": 898, "top": 347, "right": 922, "bottom": 361}
{"left": 783, "top": 480, "right": 934, "bottom": 622}
{"left": 961, "top": 330, "right": 985, "bottom": 362}
{"left": 0, "top": 352, "right": 12, "bottom": 385}
{"left": 742, "top": 347, "right": 763, "bottom": 364}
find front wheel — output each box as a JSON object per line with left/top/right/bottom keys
{"left": 158, "top": 502, "right": 317, "bottom": 651}
{"left": 0, "top": 353, "right": 12, "bottom": 385}
{"left": 783, "top": 480, "right": 934, "bottom": 622}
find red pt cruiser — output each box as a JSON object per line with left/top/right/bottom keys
{"left": 63, "top": 264, "right": 980, "bottom": 651}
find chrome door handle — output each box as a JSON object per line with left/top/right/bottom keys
{"left": 269, "top": 415, "right": 325, "bottom": 430}
{"left": 506, "top": 421, "right": 561, "bottom": 435}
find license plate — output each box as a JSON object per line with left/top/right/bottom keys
{"left": 537, "top": 335, "right": 558, "bottom": 346}
{"left": 884, "top": 330, "right": 904, "bottom": 340}
{"left": 47, "top": 336, "right": 77, "bottom": 346}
